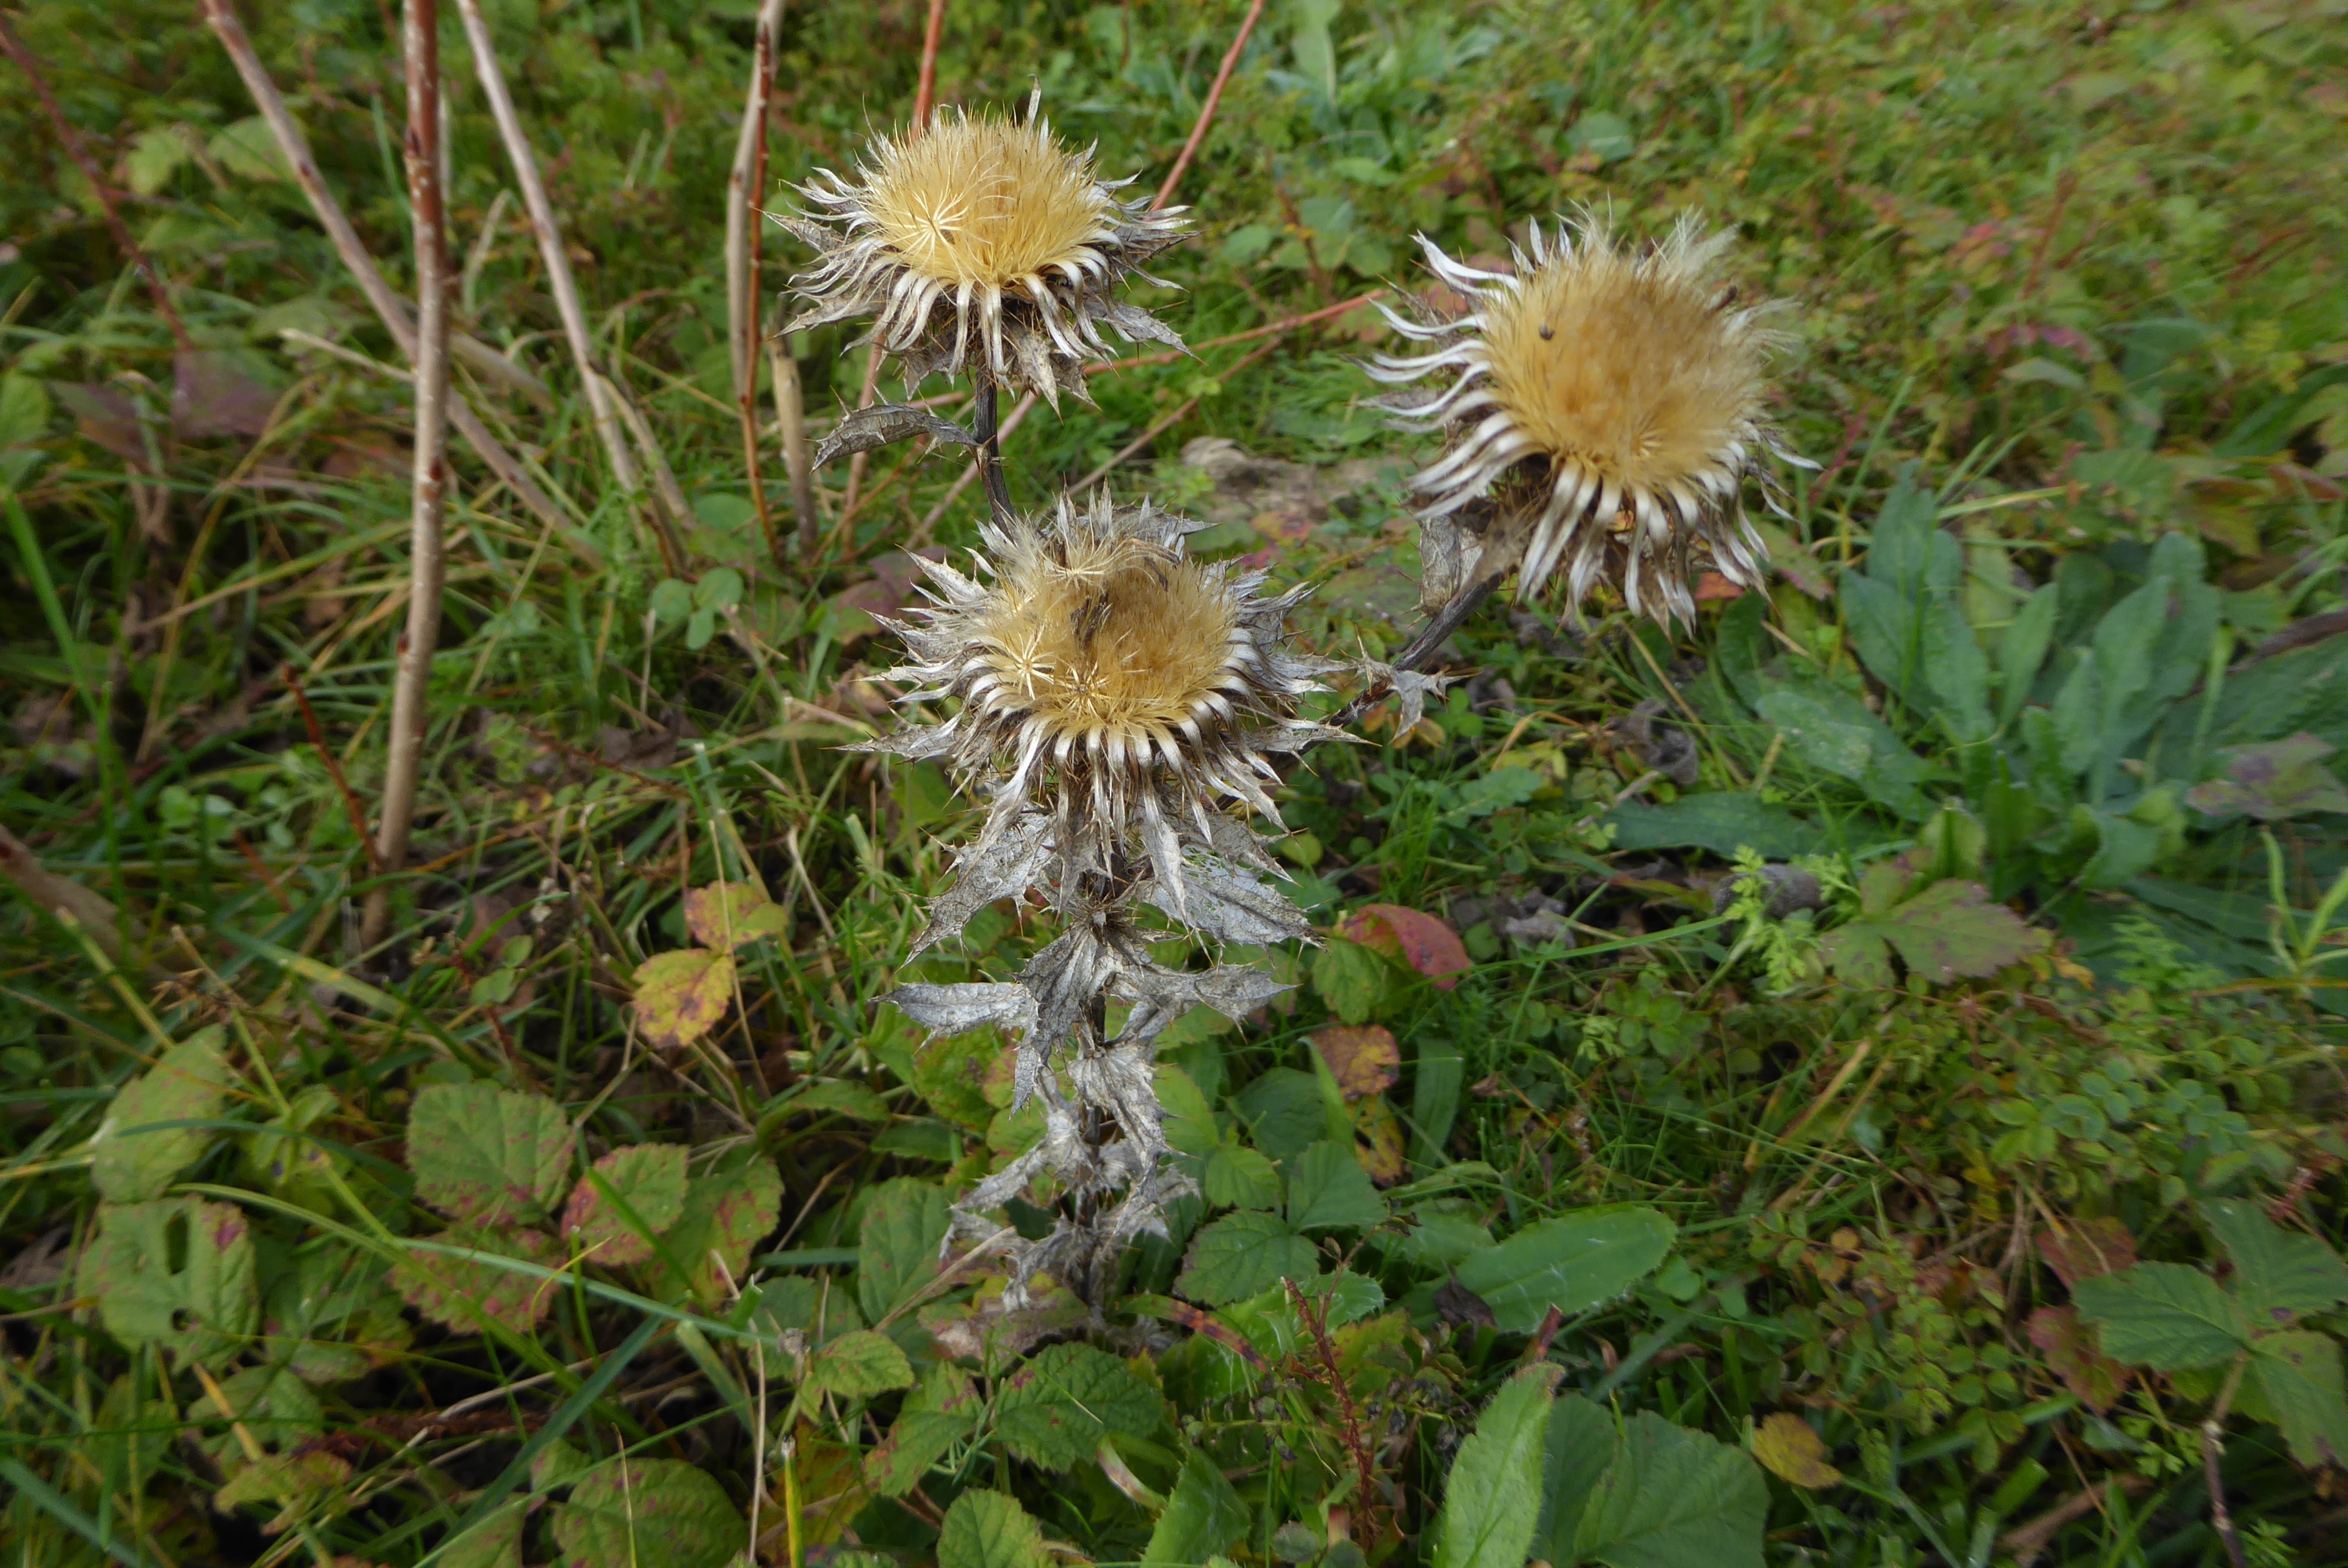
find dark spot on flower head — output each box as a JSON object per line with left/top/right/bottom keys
{"left": 1538, "top": 322, "right": 1554, "bottom": 340}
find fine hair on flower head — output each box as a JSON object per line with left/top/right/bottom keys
{"left": 1367, "top": 212, "right": 1809, "bottom": 631}
{"left": 777, "top": 94, "right": 1192, "bottom": 409}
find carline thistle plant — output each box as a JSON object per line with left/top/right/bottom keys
{"left": 867, "top": 493, "right": 1338, "bottom": 1307}
{"left": 1368, "top": 215, "right": 1809, "bottom": 636}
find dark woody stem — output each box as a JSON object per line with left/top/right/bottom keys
{"left": 973, "top": 375, "right": 1014, "bottom": 522}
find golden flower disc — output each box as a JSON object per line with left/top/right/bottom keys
{"left": 864, "top": 115, "right": 1113, "bottom": 291}
{"left": 1482, "top": 245, "right": 1767, "bottom": 503}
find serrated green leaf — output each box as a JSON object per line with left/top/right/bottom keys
{"left": 393, "top": 1225, "right": 562, "bottom": 1334}
{"left": 1821, "top": 878, "right": 2049, "bottom": 986}
{"left": 630, "top": 947, "right": 737, "bottom": 1048}
{"left": 1285, "top": 1139, "right": 1388, "bottom": 1234}
{"left": 863, "top": 1364, "right": 979, "bottom": 1496}
{"left": 436, "top": 1499, "right": 523, "bottom": 1568}
{"left": 1155, "top": 1063, "right": 1219, "bottom": 1156}
{"left": 1536, "top": 1393, "right": 1617, "bottom": 1563}
{"left": 807, "top": 1329, "right": 915, "bottom": 1398}
{"left": 1176, "top": 1209, "right": 1319, "bottom": 1307}
{"left": 654, "top": 1161, "right": 782, "bottom": 1305}
{"left": 1433, "top": 1364, "right": 1558, "bottom": 1568}
{"left": 2073, "top": 1262, "right": 2250, "bottom": 1370}
{"left": 79, "top": 1197, "right": 258, "bottom": 1367}
{"left": 1573, "top": 1412, "right": 1767, "bottom": 1568}
{"left": 2200, "top": 1199, "right": 2348, "bottom": 1326}
{"left": 551, "top": 1458, "right": 745, "bottom": 1568}
{"left": 560, "top": 1144, "right": 689, "bottom": 1267}
{"left": 857, "top": 1177, "right": 952, "bottom": 1321}
{"left": 1145, "top": 1448, "right": 1250, "bottom": 1567}
{"left": 1453, "top": 1208, "right": 1676, "bottom": 1334}
{"left": 92, "top": 1025, "right": 235, "bottom": 1202}
{"left": 937, "top": 1489, "right": 1050, "bottom": 1568}
{"left": 2245, "top": 1330, "right": 2348, "bottom": 1469}
{"left": 993, "top": 1343, "right": 1163, "bottom": 1471}
{"left": 1312, "top": 936, "right": 1390, "bottom": 1026}
{"left": 406, "top": 1083, "right": 575, "bottom": 1228}
{"left": 1203, "top": 1140, "right": 1282, "bottom": 1210}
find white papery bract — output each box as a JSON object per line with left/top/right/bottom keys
{"left": 778, "top": 103, "right": 1190, "bottom": 407}
{"left": 1369, "top": 215, "right": 1806, "bottom": 630}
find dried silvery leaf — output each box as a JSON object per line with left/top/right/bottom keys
{"left": 812, "top": 403, "right": 979, "bottom": 469}
{"left": 887, "top": 982, "right": 1037, "bottom": 1042}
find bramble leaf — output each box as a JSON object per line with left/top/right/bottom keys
{"left": 2073, "top": 1262, "right": 2250, "bottom": 1371}
{"left": 406, "top": 1082, "right": 574, "bottom": 1228}
{"left": 551, "top": 1458, "right": 745, "bottom": 1568}
{"left": 1309, "top": 1023, "right": 1400, "bottom": 1100}
{"left": 560, "top": 1144, "right": 689, "bottom": 1267}
{"left": 2026, "top": 1306, "right": 2127, "bottom": 1414}
{"left": 653, "top": 1161, "right": 782, "bottom": 1305}
{"left": 936, "top": 1489, "right": 1049, "bottom": 1568}
{"left": 857, "top": 1177, "right": 952, "bottom": 1322}
{"left": 807, "top": 1329, "right": 916, "bottom": 1399}
{"left": 1286, "top": 1139, "right": 1388, "bottom": 1234}
{"left": 993, "top": 1343, "right": 1163, "bottom": 1471}
{"left": 1751, "top": 1414, "right": 1841, "bottom": 1489}
{"left": 630, "top": 947, "right": 737, "bottom": 1048}
{"left": 863, "top": 1365, "right": 980, "bottom": 1496}
{"left": 683, "top": 880, "right": 788, "bottom": 948}
{"left": 2245, "top": 1330, "right": 2348, "bottom": 1469}
{"left": 92, "top": 1026, "right": 237, "bottom": 1202}
{"left": 79, "top": 1197, "right": 258, "bottom": 1367}
{"left": 1146, "top": 1449, "right": 1250, "bottom": 1567}
{"left": 1573, "top": 1411, "right": 1768, "bottom": 1568}
{"left": 2201, "top": 1198, "right": 2348, "bottom": 1325}
{"left": 1177, "top": 1210, "right": 1319, "bottom": 1307}
{"left": 393, "top": 1225, "right": 562, "bottom": 1334}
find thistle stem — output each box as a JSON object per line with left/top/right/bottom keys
{"left": 973, "top": 377, "right": 1013, "bottom": 522}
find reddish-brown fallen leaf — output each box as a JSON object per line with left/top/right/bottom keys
{"left": 2037, "top": 1215, "right": 2137, "bottom": 1290}
{"left": 1335, "top": 904, "right": 1472, "bottom": 991}
{"left": 2027, "top": 1305, "right": 2127, "bottom": 1414}
{"left": 1310, "top": 1024, "right": 1400, "bottom": 1100}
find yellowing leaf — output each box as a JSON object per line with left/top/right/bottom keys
{"left": 1751, "top": 1413, "right": 1841, "bottom": 1489}
{"left": 1352, "top": 1094, "right": 1409, "bottom": 1185}
{"left": 394, "top": 1226, "right": 563, "bottom": 1335}
{"left": 807, "top": 1329, "right": 916, "bottom": 1398}
{"left": 1310, "top": 1023, "right": 1400, "bottom": 1100}
{"left": 683, "top": 880, "right": 788, "bottom": 948}
{"left": 632, "top": 947, "right": 737, "bottom": 1048}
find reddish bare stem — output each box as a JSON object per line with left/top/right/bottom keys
{"left": 1152, "top": 0, "right": 1266, "bottom": 212}
{"left": 912, "top": 0, "right": 948, "bottom": 130}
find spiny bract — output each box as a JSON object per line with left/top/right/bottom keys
{"left": 778, "top": 103, "right": 1189, "bottom": 407}
{"left": 1369, "top": 215, "right": 1806, "bottom": 630}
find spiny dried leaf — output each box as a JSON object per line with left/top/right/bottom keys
{"left": 813, "top": 403, "right": 978, "bottom": 469}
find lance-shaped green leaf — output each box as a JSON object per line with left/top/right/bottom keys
{"left": 1453, "top": 1208, "right": 1676, "bottom": 1334}
{"left": 806, "top": 1329, "right": 915, "bottom": 1399}
{"left": 1433, "top": 1364, "right": 1558, "bottom": 1568}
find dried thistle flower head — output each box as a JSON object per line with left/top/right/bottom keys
{"left": 781, "top": 103, "right": 1190, "bottom": 407}
{"left": 1370, "top": 215, "right": 1804, "bottom": 629}
{"left": 869, "top": 491, "right": 1335, "bottom": 930}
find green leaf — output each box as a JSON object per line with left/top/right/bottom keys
{"left": 1820, "top": 878, "right": 2049, "bottom": 986}
{"left": 1600, "top": 793, "right": 1824, "bottom": 859}
{"left": 1145, "top": 1448, "right": 1251, "bottom": 1567}
{"left": 1452, "top": 1208, "right": 1676, "bottom": 1334}
{"left": 937, "top": 1489, "right": 1050, "bottom": 1568}
{"left": 863, "top": 1364, "right": 980, "bottom": 1496}
{"left": 856, "top": 1177, "right": 952, "bottom": 1322}
{"left": 1998, "top": 583, "right": 2060, "bottom": 729}
{"left": 1155, "top": 1064, "right": 1219, "bottom": 1157}
{"left": 91, "top": 1026, "right": 236, "bottom": 1202}
{"left": 560, "top": 1144, "right": 689, "bottom": 1267}
{"left": 1234, "top": 1068, "right": 1328, "bottom": 1164}
{"left": 78, "top": 1197, "right": 258, "bottom": 1367}
{"left": 807, "top": 1329, "right": 915, "bottom": 1399}
{"left": 1286, "top": 1140, "right": 1388, "bottom": 1234}
{"left": 1203, "top": 1141, "right": 1282, "bottom": 1211}
{"left": 993, "top": 1343, "right": 1163, "bottom": 1471}
{"left": 406, "top": 1082, "right": 575, "bottom": 1228}
{"left": 1536, "top": 1394, "right": 1617, "bottom": 1563}
{"left": 393, "top": 1225, "right": 563, "bottom": 1334}
{"left": 1841, "top": 472, "right": 1992, "bottom": 745}
{"left": 1313, "top": 937, "right": 1391, "bottom": 1025}
{"left": 0, "top": 371, "right": 52, "bottom": 448}
{"left": 436, "top": 1499, "right": 524, "bottom": 1568}
{"left": 2073, "top": 1262, "right": 2251, "bottom": 1371}
{"left": 630, "top": 947, "right": 737, "bottom": 1048}
{"left": 653, "top": 1160, "right": 782, "bottom": 1305}
{"left": 1177, "top": 1210, "right": 1320, "bottom": 1307}
{"left": 2245, "top": 1330, "right": 2348, "bottom": 1469}
{"left": 1433, "top": 1365, "right": 1559, "bottom": 1568}
{"left": 1573, "top": 1412, "right": 1768, "bottom": 1568}
{"left": 2200, "top": 1199, "right": 2348, "bottom": 1325}
{"left": 207, "top": 116, "right": 292, "bottom": 182}
{"left": 551, "top": 1458, "right": 745, "bottom": 1568}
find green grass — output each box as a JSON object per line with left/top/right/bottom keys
{"left": 5, "top": 1, "right": 2348, "bottom": 1564}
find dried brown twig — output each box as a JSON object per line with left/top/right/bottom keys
{"left": 1153, "top": 0, "right": 1267, "bottom": 211}
{"left": 452, "top": 0, "right": 662, "bottom": 560}
{"left": 359, "top": 0, "right": 452, "bottom": 954}
{"left": 200, "top": 0, "right": 574, "bottom": 548}
{"left": 729, "top": 0, "right": 788, "bottom": 566}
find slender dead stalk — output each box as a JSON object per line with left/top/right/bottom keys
{"left": 843, "top": 0, "right": 950, "bottom": 519}
{"left": 201, "top": 0, "right": 569, "bottom": 540}
{"left": 772, "top": 339, "right": 818, "bottom": 556}
{"left": 1153, "top": 0, "right": 1267, "bottom": 211}
{"left": 733, "top": 1, "right": 786, "bottom": 566}
{"left": 361, "top": 0, "right": 453, "bottom": 953}
{"left": 452, "top": 0, "right": 650, "bottom": 513}
{"left": 0, "top": 824, "right": 134, "bottom": 965}
{"left": 2203, "top": 1354, "right": 2253, "bottom": 1568}
{"left": 0, "top": 13, "right": 190, "bottom": 350}
{"left": 727, "top": 0, "right": 790, "bottom": 398}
